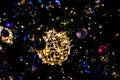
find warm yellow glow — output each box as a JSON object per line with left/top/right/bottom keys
{"left": 20, "top": 0, "right": 26, "bottom": 5}
{"left": 0, "top": 26, "right": 13, "bottom": 44}
{"left": 36, "top": 29, "right": 71, "bottom": 65}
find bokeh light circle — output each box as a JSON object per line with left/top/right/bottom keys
{"left": 76, "top": 28, "right": 88, "bottom": 39}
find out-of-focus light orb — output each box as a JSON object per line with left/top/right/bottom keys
{"left": 20, "top": 0, "right": 26, "bottom": 5}
{"left": 114, "top": 33, "right": 120, "bottom": 39}
{"left": 0, "top": 26, "right": 13, "bottom": 44}
{"left": 31, "top": 65, "right": 38, "bottom": 73}
{"left": 36, "top": 29, "right": 71, "bottom": 65}
{"left": 6, "top": 22, "right": 13, "bottom": 28}
{"left": 84, "top": 6, "right": 95, "bottom": 14}
{"left": 38, "top": 0, "right": 42, "bottom": 3}
{"left": 76, "top": 28, "right": 88, "bottom": 39}
{"left": 112, "top": 71, "right": 120, "bottom": 79}
{"left": 117, "top": 8, "right": 120, "bottom": 17}
{"left": 98, "top": 45, "right": 109, "bottom": 54}
{"left": 55, "top": 0, "right": 61, "bottom": 6}
{"left": 95, "top": 0, "right": 101, "bottom": 4}
{"left": 0, "top": 46, "right": 3, "bottom": 51}
{"left": 27, "top": 33, "right": 35, "bottom": 41}
{"left": 46, "top": 1, "right": 54, "bottom": 10}
{"left": 25, "top": 65, "right": 38, "bottom": 73}
{"left": 100, "top": 55, "right": 109, "bottom": 63}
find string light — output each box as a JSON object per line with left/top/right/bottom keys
{"left": 36, "top": 29, "right": 71, "bottom": 65}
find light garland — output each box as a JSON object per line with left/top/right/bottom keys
{"left": 36, "top": 29, "right": 71, "bottom": 65}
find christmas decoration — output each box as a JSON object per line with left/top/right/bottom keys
{"left": 36, "top": 29, "right": 71, "bottom": 65}
{"left": 0, "top": 0, "right": 120, "bottom": 80}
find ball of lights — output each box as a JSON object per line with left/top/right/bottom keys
{"left": 0, "top": 26, "right": 13, "bottom": 44}
{"left": 36, "top": 29, "right": 71, "bottom": 65}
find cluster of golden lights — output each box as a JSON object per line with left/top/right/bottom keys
{"left": 36, "top": 29, "right": 71, "bottom": 65}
